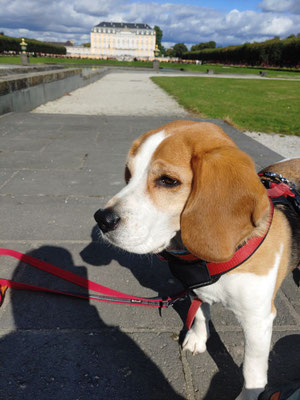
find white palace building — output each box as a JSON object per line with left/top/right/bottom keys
{"left": 90, "top": 22, "right": 157, "bottom": 59}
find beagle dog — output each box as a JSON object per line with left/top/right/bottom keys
{"left": 94, "top": 121, "right": 300, "bottom": 400}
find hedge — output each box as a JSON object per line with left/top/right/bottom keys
{"left": 183, "top": 37, "right": 300, "bottom": 67}
{"left": 0, "top": 35, "right": 66, "bottom": 55}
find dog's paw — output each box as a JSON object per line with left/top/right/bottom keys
{"left": 182, "top": 328, "right": 207, "bottom": 354}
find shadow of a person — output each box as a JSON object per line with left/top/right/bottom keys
{"left": 0, "top": 245, "right": 185, "bottom": 400}
{"left": 267, "top": 333, "right": 300, "bottom": 386}
{"left": 80, "top": 226, "right": 190, "bottom": 324}
{"left": 202, "top": 327, "right": 300, "bottom": 400}
{"left": 202, "top": 322, "right": 243, "bottom": 400}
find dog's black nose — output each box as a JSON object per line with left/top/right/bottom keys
{"left": 94, "top": 208, "right": 121, "bottom": 233}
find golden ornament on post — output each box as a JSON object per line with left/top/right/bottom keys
{"left": 153, "top": 45, "right": 160, "bottom": 71}
{"left": 20, "top": 38, "right": 29, "bottom": 65}
{"left": 20, "top": 38, "right": 28, "bottom": 53}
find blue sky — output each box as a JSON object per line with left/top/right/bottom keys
{"left": 143, "top": 0, "right": 260, "bottom": 12}
{"left": 0, "top": 0, "right": 299, "bottom": 47}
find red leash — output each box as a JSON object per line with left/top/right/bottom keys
{"left": 0, "top": 248, "right": 187, "bottom": 311}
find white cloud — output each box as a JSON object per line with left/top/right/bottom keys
{"left": 258, "top": 0, "right": 294, "bottom": 12}
{"left": 0, "top": 0, "right": 300, "bottom": 46}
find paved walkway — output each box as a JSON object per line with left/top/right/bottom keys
{"left": 0, "top": 70, "right": 299, "bottom": 400}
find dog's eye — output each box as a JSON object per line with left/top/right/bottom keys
{"left": 156, "top": 175, "right": 181, "bottom": 188}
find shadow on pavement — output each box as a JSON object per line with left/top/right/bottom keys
{"left": 268, "top": 334, "right": 300, "bottom": 386}
{"left": 0, "top": 245, "right": 185, "bottom": 400}
{"left": 202, "top": 326, "right": 300, "bottom": 400}
{"left": 80, "top": 226, "right": 190, "bottom": 324}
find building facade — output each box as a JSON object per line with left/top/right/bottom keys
{"left": 91, "top": 22, "right": 156, "bottom": 59}
{"left": 65, "top": 46, "right": 91, "bottom": 57}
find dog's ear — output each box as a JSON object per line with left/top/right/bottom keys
{"left": 180, "top": 147, "right": 269, "bottom": 262}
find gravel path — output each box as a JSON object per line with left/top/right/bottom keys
{"left": 33, "top": 71, "right": 188, "bottom": 117}
{"left": 243, "top": 131, "right": 300, "bottom": 159}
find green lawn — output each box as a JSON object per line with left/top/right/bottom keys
{"left": 0, "top": 55, "right": 153, "bottom": 68}
{"left": 1, "top": 55, "right": 299, "bottom": 79}
{"left": 152, "top": 76, "right": 300, "bottom": 135}
{"left": 160, "top": 62, "right": 300, "bottom": 79}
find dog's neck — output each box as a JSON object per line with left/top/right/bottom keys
{"left": 167, "top": 231, "right": 187, "bottom": 252}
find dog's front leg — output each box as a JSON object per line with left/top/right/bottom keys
{"left": 236, "top": 312, "right": 276, "bottom": 400}
{"left": 182, "top": 301, "right": 211, "bottom": 354}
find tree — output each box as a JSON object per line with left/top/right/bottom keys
{"left": 160, "top": 45, "right": 166, "bottom": 55}
{"left": 173, "top": 43, "right": 188, "bottom": 58}
{"left": 191, "top": 41, "right": 216, "bottom": 51}
{"left": 154, "top": 26, "right": 163, "bottom": 54}
{"left": 165, "top": 47, "right": 175, "bottom": 57}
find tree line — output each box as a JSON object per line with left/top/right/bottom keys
{"left": 183, "top": 35, "right": 300, "bottom": 67}
{"left": 0, "top": 34, "right": 66, "bottom": 55}
{"left": 155, "top": 26, "right": 300, "bottom": 67}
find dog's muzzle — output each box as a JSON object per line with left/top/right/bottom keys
{"left": 94, "top": 208, "right": 121, "bottom": 233}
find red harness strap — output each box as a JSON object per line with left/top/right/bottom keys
{"left": 163, "top": 198, "right": 274, "bottom": 279}
{"left": 185, "top": 297, "right": 202, "bottom": 330}
{"left": 0, "top": 248, "right": 186, "bottom": 310}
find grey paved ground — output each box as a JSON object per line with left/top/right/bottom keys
{"left": 0, "top": 72, "right": 299, "bottom": 400}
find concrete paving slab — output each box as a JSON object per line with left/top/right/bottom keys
{"left": 0, "top": 149, "right": 86, "bottom": 170}
{"left": 186, "top": 329, "right": 300, "bottom": 400}
{"left": 280, "top": 273, "right": 300, "bottom": 325}
{"left": 0, "top": 170, "right": 16, "bottom": 187}
{"left": 0, "top": 136, "right": 50, "bottom": 151}
{"left": 0, "top": 330, "right": 186, "bottom": 400}
{"left": 0, "top": 195, "right": 104, "bottom": 241}
{"left": 0, "top": 169, "right": 123, "bottom": 197}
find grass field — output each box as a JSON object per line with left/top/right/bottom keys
{"left": 160, "top": 62, "right": 300, "bottom": 79}
{"left": 0, "top": 55, "right": 154, "bottom": 68}
{"left": 1, "top": 55, "right": 299, "bottom": 79}
{"left": 152, "top": 76, "right": 300, "bottom": 135}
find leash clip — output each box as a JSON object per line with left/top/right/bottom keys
{"left": 165, "top": 292, "right": 189, "bottom": 308}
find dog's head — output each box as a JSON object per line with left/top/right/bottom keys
{"left": 94, "top": 121, "right": 269, "bottom": 262}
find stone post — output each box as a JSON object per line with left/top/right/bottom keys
{"left": 153, "top": 59, "right": 160, "bottom": 72}
{"left": 20, "top": 38, "right": 29, "bottom": 65}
